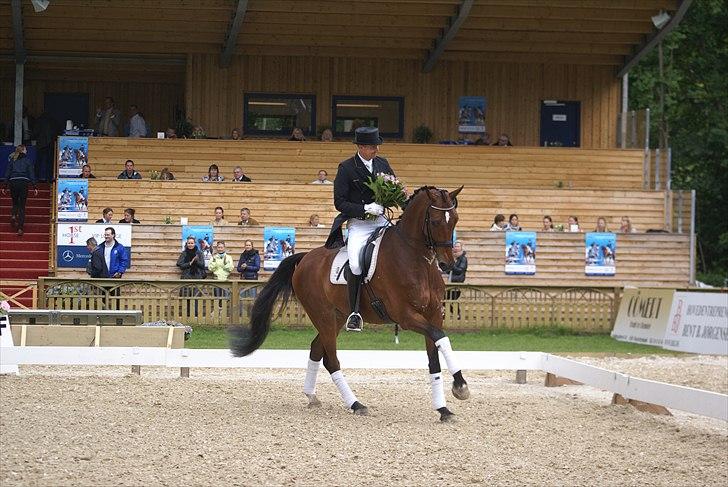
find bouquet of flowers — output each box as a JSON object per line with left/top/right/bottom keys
{"left": 364, "top": 173, "right": 408, "bottom": 219}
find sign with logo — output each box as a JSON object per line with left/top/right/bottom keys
{"left": 263, "top": 227, "right": 296, "bottom": 271}
{"left": 57, "top": 136, "right": 88, "bottom": 177}
{"left": 182, "top": 225, "right": 214, "bottom": 269}
{"left": 663, "top": 292, "right": 728, "bottom": 355}
{"left": 504, "top": 231, "right": 537, "bottom": 275}
{"left": 585, "top": 232, "right": 616, "bottom": 276}
{"left": 56, "top": 223, "right": 132, "bottom": 268}
{"left": 611, "top": 288, "right": 675, "bottom": 346}
{"left": 457, "top": 96, "right": 487, "bottom": 134}
{"left": 56, "top": 178, "right": 88, "bottom": 221}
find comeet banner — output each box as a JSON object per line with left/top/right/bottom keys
{"left": 263, "top": 227, "right": 296, "bottom": 271}
{"left": 585, "top": 232, "right": 616, "bottom": 276}
{"left": 56, "top": 223, "right": 132, "bottom": 268}
{"left": 457, "top": 96, "right": 487, "bottom": 134}
{"left": 57, "top": 136, "right": 88, "bottom": 177}
{"left": 662, "top": 291, "right": 728, "bottom": 355}
{"left": 611, "top": 287, "right": 675, "bottom": 347}
{"left": 504, "top": 231, "right": 537, "bottom": 275}
{"left": 56, "top": 178, "right": 88, "bottom": 221}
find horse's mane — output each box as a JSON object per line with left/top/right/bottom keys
{"left": 402, "top": 185, "right": 449, "bottom": 214}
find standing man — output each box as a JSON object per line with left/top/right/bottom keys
{"left": 88, "top": 227, "right": 128, "bottom": 278}
{"left": 128, "top": 104, "right": 147, "bottom": 138}
{"left": 95, "top": 97, "right": 122, "bottom": 137}
{"left": 327, "top": 127, "right": 395, "bottom": 332}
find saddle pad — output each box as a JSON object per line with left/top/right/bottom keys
{"left": 329, "top": 232, "right": 385, "bottom": 285}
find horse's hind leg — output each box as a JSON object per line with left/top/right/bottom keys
{"left": 304, "top": 334, "right": 323, "bottom": 408}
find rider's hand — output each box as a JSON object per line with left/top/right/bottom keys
{"left": 364, "top": 203, "right": 384, "bottom": 216}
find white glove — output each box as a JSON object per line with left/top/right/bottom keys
{"left": 364, "top": 203, "right": 384, "bottom": 216}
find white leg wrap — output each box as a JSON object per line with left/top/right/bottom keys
{"left": 430, "top": 372, "right": 446, "bottom": 410}
{"left": 303, "top": 358, "right": 321, "bottom": 395}
{"left": 435, "top": 336, "right": 461, "bottom": 375}
{"left": 330, "top": 370, "right": 357, "bottom": 409}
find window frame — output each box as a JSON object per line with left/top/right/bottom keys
{"left": 331, "top": 95, "right": 405, "bottom": 140}
{"left": 243, "top": 92, "right": 317, "bottom": 137}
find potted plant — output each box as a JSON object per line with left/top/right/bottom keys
{"left": 413, "top": 124, "right": 433, "bottom": 144}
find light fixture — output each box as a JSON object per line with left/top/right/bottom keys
{"left": 337, "top": 103, "right": 381, "bottom": 109}
{"left": 31, "top": 0, "right": 50, "bottom": 13}
{"left": 248, "top": 102, "right": 287, "bottom": 106}
{"left": 651, "top": 10, "right": 671, "bottom": 29}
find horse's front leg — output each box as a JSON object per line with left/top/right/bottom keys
{"left": 431, "top": 332, "right": 470, "bottom": 401}
{"left": 426, "top": 337, "right": 454, "bottom": 422}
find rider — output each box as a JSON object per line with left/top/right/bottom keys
{"left": 326, "top": 127, "right": 396, "bottom": 332}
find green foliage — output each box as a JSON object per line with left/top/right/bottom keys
{"left": 629, "top": 0, "right": 728, "bottom": 279}
{"left": 413, "top": 124, "right": 434, "bottom": 144}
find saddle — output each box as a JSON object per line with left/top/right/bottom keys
{"left": 329, "top": 227, "right": 387, "bottom": 285}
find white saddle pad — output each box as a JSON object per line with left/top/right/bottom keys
{"left": 329, "top": 232, "right": 386, "bottom": 285}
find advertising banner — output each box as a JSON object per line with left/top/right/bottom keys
{"left": 57, "top": 136, "right": 88, "bottom": 177}
{"left": 56, "top": 223, "right": 132, "bottom": 268}
{"left": 182, "top": 225, "right": 214, "bottom": 268}
{"left": 585, "top": 232, "right": 616, "bottom": 276}
{"left": 663, "top": 292, "right": 728, "bottom": 355}
{"left": 56, "top": 178, "right": 88, "bottom": 221}
{"left": 504, "top": 231, "right": 537, "bottom": 275}
{"left": 457, "top": 96, "right": 487, "bottom": 133}
{"left": 611, "top": 288, "right": 675, "bottom": 346}
{"left": 263, "top": 227, "right": 296, "bottom": 271}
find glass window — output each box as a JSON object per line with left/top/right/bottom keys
{"left": 243, "top": 93, "right": 316, "bottom": 137}
{"left": 332, "top": 96, "right": 404, "bottom": 139}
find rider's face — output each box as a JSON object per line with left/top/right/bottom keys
{"left": 357, "top": 144, "right": 378, "bottom": 160}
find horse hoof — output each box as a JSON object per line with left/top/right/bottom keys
{"left": 351, "top": 401, "right": 369, "bottom": 416}
{"left": 452, "top": 383, "right": 470, "bottom": 400}
{"left": 438, "top": 407, "right": 455, "bottom": 422}
{"left": 306, "top": 394, "right": 321, "bottom": 408}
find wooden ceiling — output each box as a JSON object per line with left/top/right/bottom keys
{"left": 1, "top": 0, "right": 680, "bottom": 68}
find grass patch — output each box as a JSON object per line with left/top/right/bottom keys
{"left": 186, "top": 325, "right": 678, "bottom": 355}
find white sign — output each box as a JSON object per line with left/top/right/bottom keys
{"left": 663, "top": 292, "right": 728, "bottom": 355}
{"left": 56, "top": 223, "right": 132, "bottom": 268}
{"left": 0, "top": 315, "right": 19, "bottom": 375}
{"left": 611, "top": 288, "right": 675, "bottom": 346}
{"left": 552, "top": 114, "right": 567, "bottom": 122}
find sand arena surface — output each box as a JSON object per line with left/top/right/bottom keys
{"left": 1, "top": 356, "right": 726, "bottom": 486}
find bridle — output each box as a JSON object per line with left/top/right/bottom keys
{"left": 423, "top": 195, "right": 458, "bottom": 250}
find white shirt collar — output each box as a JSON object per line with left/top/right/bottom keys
{"left": 358, "top": 153, "right": 373, "bottom": 172}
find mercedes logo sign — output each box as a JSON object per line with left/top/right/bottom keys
{"left": 62, "top": 250, "right": 75, "bottom": 262}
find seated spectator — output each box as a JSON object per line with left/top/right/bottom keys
{"left": 542, "top": 215, "right": 554, "bottom": 232}
{"left": 208, "top": 240, "right": 234, "bottom": 280}
{"left": 490, "top": 214, "right": 506, "bottom": 231}
{"left": 311, "top": 169, "right": 332, "bottom": 184}
{"left": 309, "top": 214, "right": 322, "bottom": 227}
{"left": 567, "top": 215, "right": 581, "bottom": 232}
{"left": 202, "top": 164, "right": 225, "bottom": 182}
{"left": 320, "top": 128, "right": 334, "bottom": 142}
{"left": 159, "top": 167, "right": 175, "bottom": 180}
{"left": 80, "top": 164, "right": 96, "bottom": 179}
{"left": 165, "top": 127, "right": 177, "bottom": 139}
{"left": 177, "top": 236, "right": 207, "bottom": 279}
{"left": 506, "top": 213, "right": 522, "bottom": 231}
{"left": 620, "top": 216, "right": 638, "bottom": 233}
{"left": 289, "top": 127, "right": 305, "bottom": 141}
{"left": 237, "top": 240, "right": 261, "bottom": 280}
{"left": 119, "top": 208, "right": 140, "bottom": 224}
{"left": 232, "top": 166, "right": 252, "bottom": 182}
{"left": 238, "top": 207, "right": 259, "bottom": 226}
{"left": 211, "top": 206, "right": 228, "bottom": 226}
{"left": 493, "top": 133, "right": 513, "bottom": 146}
{"left": 96, "top": 207, "right": 114, "bottom": 224}
{"left": 87, "top": 227, "right": 128, "bottom": 278}
{"left": 191, "top": 125, "right": 207, "bottom": 139}
{"left": 128, "top": 104, "right": 147, "bottom": 138}
{"left": 117, "top": 159, "right": 142, "bottom": 179}
{"left": 595, "top": 216, "right": 609, "bottom": 232}
{"left": 230, "top": 128, "right": 242, "bottom": 140}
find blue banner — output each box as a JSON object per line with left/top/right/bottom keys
{"left": 585, "top": 232, "right": 616, "bottom": 276}
{"left": 182, "top": 225, "right": 214, "bottom": 268}
{"left": 57, "top": 178, "right": 88, "bottom": 221}
{"left": 57, "top": 136, "right": 88, "bottom": 177}
{"left": 56, "top": 223, "right": 132, "bottom": 268}
{"left": 263, "top": 227, "right": 296, "bottom": 271}
{"left": 505, "top": 231, "right": 537, "bottom": 275}
{"left": 458, "top": 96, "right": 487, "bottom": 134}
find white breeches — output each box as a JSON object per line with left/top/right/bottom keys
{"left": 346, "top": 215, "right": 388, "bottom": 275}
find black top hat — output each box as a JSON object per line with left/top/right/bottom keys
{"left": 353, "top": 127, "right": 383, "bottom": 145}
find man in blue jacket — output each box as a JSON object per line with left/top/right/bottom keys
{"left": 88, "top": 227, "right": 128, "bottom": 278}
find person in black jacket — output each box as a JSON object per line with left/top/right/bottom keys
{"left": 176, "top": 236, "right": 207, "bottom": 279}
{"left": 237, "top": 240, "right": 261, "bottom": 280}
{"left": 1, "top": 145, "right": 38, "bottom": 236}
{"left": 440, "top": 241, "right": 468, "bottom": 318}
{"left": 326, "top": 127, "right": 396, "bottom": 332}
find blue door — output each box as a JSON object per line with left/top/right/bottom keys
{"left": 540, "top": 100, "right": 580, "bottom": 147}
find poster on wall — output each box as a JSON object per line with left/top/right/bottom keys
{"left": 57, "top": 136, "right": 88, "bottom": 177}
{"left": 457, "top": 96, "right": 487, "bottom": 133}
{"left": 56, "top": 223, "right": 132, "bottom": 268}
{"left": 585, "top": 232, "right": 617, "bottom": 276}
{"left": 662, "top": 291, "right": 728, "bottom": 355}
{"left": 611, "top": 287, "right": 675, "bottom": 347}
{"left": 56, "top": 178, "right": 88, "bottom": 222}
{"left": 263, "top": 227, "right": 296, "bottom": 271}
{"left": 504, "top": 231, "right": 537, "bottom": 275}
{"left": 182, "top": 225, "right": 214, "bottom": 268}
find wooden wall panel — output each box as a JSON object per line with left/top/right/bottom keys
{"left": 185, "top": 53, "right": 620, "bottom": 148}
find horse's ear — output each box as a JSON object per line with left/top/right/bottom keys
{"left": 449, "top": 186, "right": 464, "bottom": 200}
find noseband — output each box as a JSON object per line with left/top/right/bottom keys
{"left": 424, "top": 199, "right": 457, "bottom": 250}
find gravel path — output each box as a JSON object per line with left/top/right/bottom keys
{"left": 1, "top": 356, "right": 726, "bottom": 486}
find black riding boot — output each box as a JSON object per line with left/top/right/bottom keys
{"left": 345, "top": 272, "right": 364, "bottom": 332}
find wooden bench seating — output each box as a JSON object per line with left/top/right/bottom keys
{"left": 87, "top": 138, "right": 645, "bottom": 190}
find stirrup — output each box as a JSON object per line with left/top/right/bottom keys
{"left": 345, "top": 312, "right": 363, "bottom": 332}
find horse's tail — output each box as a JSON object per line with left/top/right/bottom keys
{"left": 229, "top": 252, "right": 306, "bottom": 357}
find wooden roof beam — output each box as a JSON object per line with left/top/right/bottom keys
{"left": 423, "top": 0, "right": 473, "bottom": 73}
{"left": 11, "top": 0, "right": 26, "bottom": 63}
{"left": 220, "top": 0, "right": 248, "bottom": 68}
{"left": 617, "top": 0, "right": 692, "bottom": 78}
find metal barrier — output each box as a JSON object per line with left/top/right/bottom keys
{"left": 7, "top": 309, "right": 142, "bottom": 326}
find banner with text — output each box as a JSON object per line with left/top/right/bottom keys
{"left": 457, "top": 96, "right": 487, "bottom": 134}
{"left": 57, "top": 136, "right": 88, "bottom": 177}
{"left": 662, "top": 292, "right": 728, "bottom": 355}
{"left": 263, "top": 227, "right": 296, "bottom": 271}
{"left": 611, "top": 287, "right": 675, "bottom": 347}
{"left": 504, "top": 231, "right": 537, "bottom": 275}
{"left": 56, "top": 178, "right": 88, "bottom": 221}
{"left": 585, "top": 232, "right": 616, "bottom": 276}
{"left": 56, "top": 223, "right": 132, "bottom": 268}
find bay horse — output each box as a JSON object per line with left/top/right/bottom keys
{"left": 230, "top": 186, "right": 469, "bottom": 421}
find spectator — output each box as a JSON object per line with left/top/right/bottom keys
{"left": 238, "top": 207, "right": 259, "bottom": 226}
{"left": 118, "top": 159, "right": 142, "bottom": 179}
{"left": 128, "top": 104, "right": 147, "bottom": 137}
{"left": 567, "top": 215, "right": 581, "bottom": 232}
{"left": 493, "top": 133, "right": 513, "bottom": 146}
{"left": 232, "top": 166, "right": 252, "bottom": 182}
{"left": 84, "top": 237, "right": 98, "bottom": 277}
{"left": 165, "top": 127, "right": 178, "bottom": 139}
{"left": 159, "top": 167, "right": 175, "bottom": 180}
{"left": 177, "top": 236, "right": 207, "bottom": 279}
{"left": 490, "top": 213, "right": 506, "bottom": 231}
{"left": 620, "top": 216, "right": 638, "bottom": 233}
{"left": 506, "top": 213, "right": 522, "bottom": 231}
{"left": 96, "top": 207, "right": 114, "bottom": 224}
{"left": 119, "top": 208, "right": 140, "bottom": 224}
{"left": 2, "top": 145, "right": 37, "bottom": 236}
{"left": 311, "top": 169, "right": 332, "bottom": 184}
{"left": 439, "top": 241, "right": 467, "bottom": 318}
{"left": 230, "top": 128, "right": 242, "bottom": 140}
{"left": 320, "top": 128, "right": 334, "bottom": 142}
{"left": 191, "top": 125, "right": 207, "bottom": 139}
{"left": 542, "top": 215, "right": 554, "bottom": 232}
{"left": 87, "top": 227, "right": 128, "bottom": 278}
{"left": 237, "top": 240, "right": 261, "bottom": 280}
{"left": 289, "top": 127, "right": 305, "bottom": 141}
{"left": 80, "top": 164, "right": 96, "bottom": 179}
{"left": 211, "top": 206, "right": 228, "bottom": 226}
{"left": 595, "top": 216, "right": 609, "bottom": 232}
{"left": 208, "top": 240, "right": 234, "bottom": 280}
{"left": 95, "top": 97, "right": 122, "bottom": 137}
{"left": 309, "top": 214, "right": 322, "bottom": 227}
{"left": 202, "top": 164, "right": 224, "bottom": 182}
